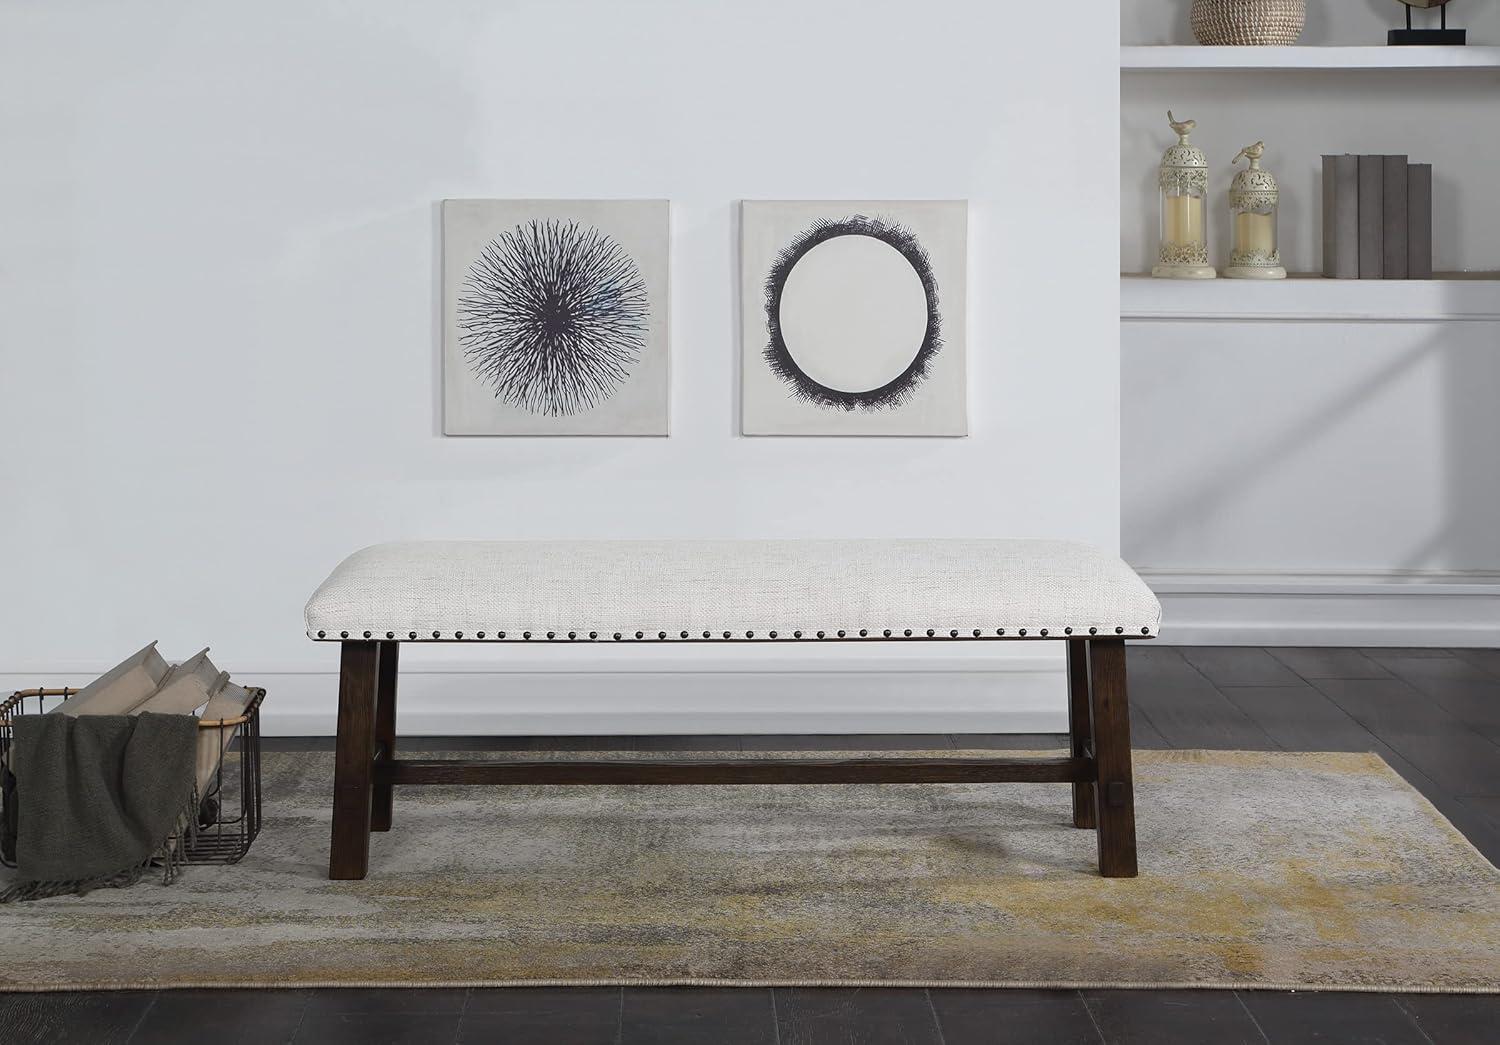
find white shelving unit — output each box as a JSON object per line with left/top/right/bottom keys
{"left": 1121, "top": 45, "right": 1500, "bottom": 71}
{"left": 1122, "top": 44, "right": 1500, "bottom": 314}
{"left": 1121, "top": 274, "right": 1500, "bottom": 322}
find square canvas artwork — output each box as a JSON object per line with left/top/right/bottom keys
{"left": 740, "top": 200, "right": 968, "bottom": 436}
{"left": 443, "top": 199, "right": 670, "bottom": 435}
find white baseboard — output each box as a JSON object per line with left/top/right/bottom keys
{"left": 1, "top": 649, "right": 1068, "bottom": 736}
{"left": 1140, "top": 569, "right": 1500, "bottom": 647}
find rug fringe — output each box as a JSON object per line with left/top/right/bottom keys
{"left": 1, "top": 977, "right": 1496, "bottom": 994}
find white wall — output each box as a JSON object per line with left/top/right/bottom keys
{"left": 1120, "top": 1, "right": 1500, "bottom": 645}
{"left": 0, "top": 1, "right": 1122, "bottom": 732}
{"left": 1123, "top": 314, "right": 1500, "bottom": 645}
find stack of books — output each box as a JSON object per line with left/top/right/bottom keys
{"left": 1322, "top": 155, "right": 1433, "bottom": 280}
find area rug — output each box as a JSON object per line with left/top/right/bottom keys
{"left": 1, "top": 749, "right": 1496, "bottom": 992}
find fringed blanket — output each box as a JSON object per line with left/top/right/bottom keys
{"left": 1, "top": 712, "right": 198, "bottom": 903}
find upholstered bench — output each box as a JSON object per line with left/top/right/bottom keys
{"left": 305, "top": 539, "right": 1161, "bottom": 880}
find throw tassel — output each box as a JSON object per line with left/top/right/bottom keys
{"left": 1, "top": 785, "right": 201, "bottom": 904}
{"left": 0, "top": 864, "right": 151, "bottom": 903}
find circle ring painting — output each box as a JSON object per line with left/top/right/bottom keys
{"left": 764, "top": 215, "right": 943, "bottom": 412}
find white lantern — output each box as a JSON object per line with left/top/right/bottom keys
{"left": 1226, "top": 141, "right": 1287, "bottom": 280}
{"left": 1152, "top": 112, "right": 1215, "bottom": 280}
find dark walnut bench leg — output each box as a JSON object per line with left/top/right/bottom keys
{"left": 329, "top": 640, "right": 379, "bottom": 880}
{"left": 1066, "top": 640, "right": 1096, "bottom": 830}
{"left": 371, "top": 640, "right": 399, "bottom": 832}
{"left": 1088, "top": 638, "right": 1138, "bottom": 877}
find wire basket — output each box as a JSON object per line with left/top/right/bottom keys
{"left": 1191, "top": 0, "right": 1306, "bottom": 45}
{"left": 0, "top": 686, "right": 264, "bottom": 872}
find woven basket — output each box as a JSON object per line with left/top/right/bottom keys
{"left": 1191, "top": 0, "right": 1306, "bottom": 45}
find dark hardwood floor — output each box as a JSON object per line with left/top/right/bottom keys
{"left": 4, "top": 646, "right": 1497, "bottom": 1044}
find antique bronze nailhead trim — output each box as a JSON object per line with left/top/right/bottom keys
{"left": 324, "top": 622, "right": 1154, "bottom": 642}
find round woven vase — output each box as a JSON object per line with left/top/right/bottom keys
{"left": 1191, "top": 0, "right": 1306, "bottom": 45}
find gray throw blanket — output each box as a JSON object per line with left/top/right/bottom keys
{"left": 1, "top": 712, "right": 198, "bottom": 903}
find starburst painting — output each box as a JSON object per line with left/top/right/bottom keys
{"left": 443, "top": 199, "right": 669, "bottom": 435}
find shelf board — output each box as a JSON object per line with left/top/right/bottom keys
{"left": 1121, "top": 45, "right": 1500, "bottom": 71}
{"left": 1121, "top": 274, "right": 1500, "bottom": 322}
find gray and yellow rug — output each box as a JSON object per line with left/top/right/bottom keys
{"left": 1, "top": 749, "right": 1496, "bottom": 992}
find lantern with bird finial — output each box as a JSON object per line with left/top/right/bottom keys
{"left": 1153, "top": 112, "right": 1216, "bottom": 279}
{"left": 1226, "top": 141, "right": 1286, "bottom": 279}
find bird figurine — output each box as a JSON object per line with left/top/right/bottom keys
{"left": 1233, "top": 141, "right": 1266, "bottom": 168}
{"left": 1168, "top": 111, "right": 1196, "bottom": 142}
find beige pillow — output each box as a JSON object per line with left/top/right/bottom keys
{"left": 54, "top": 641, "right": 170, "bottom": 716}
{"left": 198, "top": 680, "right": 250, "bottom": 725}
{"left": 131, "top": 649, "right": 226, "bottom": 717}
{"left": 195, "top": 680, "right": 254, "bottom": 793}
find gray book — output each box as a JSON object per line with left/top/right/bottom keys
{"left": 1322, "top": 155, "right": 1359, "bottom": 279}
{"left": 1383, "top": 154, "right": 1409, "bottom": 279}
{"left": 1408, "top": 163, "right": 1433, "bottom": 280}
{"left": 1358, "top": 155, "right": 1384, "bottom": 279}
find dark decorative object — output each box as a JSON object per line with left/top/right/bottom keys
{"left": 763, "top": 215, "right": 941, "bottom": 412}
{"left": 457, "top": 219, "right": 649, "bottom": 417}
{"left": 1391, "top": 0, "right": 1467, "bottom": 45}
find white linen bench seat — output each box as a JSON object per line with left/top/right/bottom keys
{"left": 305, "top": 538, "right": 1160, "bottom": 883}
{"left": 304, "top": 539, "right": 1162, "bottom": 643}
